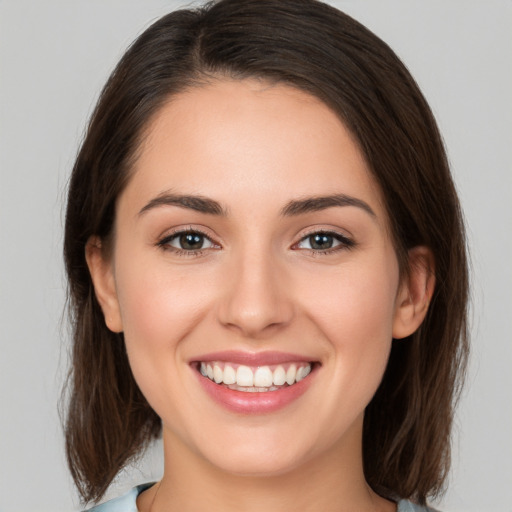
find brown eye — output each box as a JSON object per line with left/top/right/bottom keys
{"left": 161, "top": 231, "right": 216, "bottom": 251}
{"left": 296, "top": 231, "right": 354, "bottom": 252}
{"left": 178, "top": 233, "right": 206, "bottom": 250}
{"left": 308, "top": 233, "right": 335, "bottom": 250}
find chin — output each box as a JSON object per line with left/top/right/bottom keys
{"left": 208, "top": 450, "right": 307, "bottom": 478}
{"left": 192, "top": 425, "right": 319, "bottom": 478}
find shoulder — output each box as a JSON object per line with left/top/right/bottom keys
{"left": 396, "top": 500, "right": 441, "bottom": 512}
{"left": 397, "top": 500, "right": 441, "bottom": 512}
{"left": 83, "top": 483, "right": 155, "bottom": 512}
{"left": 83, "top": 489, "right": 437, "bottom": 512}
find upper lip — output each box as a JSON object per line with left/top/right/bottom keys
{"left": 190, "top": 350, "right": 315, "bottom": 366}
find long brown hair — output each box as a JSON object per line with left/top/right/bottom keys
{"left": 63, "top": 0, "right": 469, "bottom": 505}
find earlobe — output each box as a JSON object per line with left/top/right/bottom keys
{"left": 85, "top": 236, "right": 123, "bottom": 333}
{"left": 392, "top": 246, "right": 435, "bottom": 340}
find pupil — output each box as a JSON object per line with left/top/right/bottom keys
{"left": 310, "top": 234, "right": 333, "bottom": 250}
{"left": 180, "top": 233, "right": 203, "bottom": 250}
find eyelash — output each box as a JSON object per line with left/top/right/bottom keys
{"left": 293, "top": 229, "right": 356, "bottom": 255}
{"left": 156, "top": 228, "right": 355, "bottom": 257}
{"left": 157, "top": 227, "right": 216, "bottom": 258}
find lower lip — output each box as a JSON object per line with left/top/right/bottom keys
{"left": 195, "top": 367, "right": 316, "bottom": 414}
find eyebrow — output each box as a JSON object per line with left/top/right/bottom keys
{"left": 138, "top": 192, "right": 227, "bottom": 216}
{"left": 138, "top": 192, "right": 375, "bottom": 219}
{"left": 280, "top": 194, "right": 376, "bottom": 218}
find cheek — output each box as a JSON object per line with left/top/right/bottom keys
{"left": 114, "top": 263, "right": 214, "bottom": 426}
{"left": 116, "top": 260, "right": 210, "bottom": 347}
{"left": 305, "top": 257, "right": 398, "bottom": 335}
{"left": 300, "top": 254, "right": 399, "bottom": 394}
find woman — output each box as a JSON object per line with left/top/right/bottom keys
{"left": 63, "top": 0, "right": 469, "bottom": 510}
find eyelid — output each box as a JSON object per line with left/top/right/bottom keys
{"left": 166, "top": 232, "right": 216, "bottom": 250}
{"left": 155, "top": 225, "right": 355, "bottom": 256}
{"left": 293, "top": 228, "right": 356, "bottom": 252}
{"left": 156, "top": 226, "right": 221, "bottom": 255}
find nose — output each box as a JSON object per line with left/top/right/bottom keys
{"left": 216, "top": 249, "right": 294, "bottom": 338}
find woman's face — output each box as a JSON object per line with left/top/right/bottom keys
{"left": 92, "top": 79, "right": 415, "bottom": 477}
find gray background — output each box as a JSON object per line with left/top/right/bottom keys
{"left": 0, "top": 1, "right": 511, "bottom": 511}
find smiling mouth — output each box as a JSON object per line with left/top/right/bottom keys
{"left": 197, "top": 361, "right": 313, "bottom": 392}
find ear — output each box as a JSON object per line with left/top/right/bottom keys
{"left": 85, "top": 236, "right": 123, "bottom": 333}
{"left": 392, "top": 246, "right": 435, "bottom": 339}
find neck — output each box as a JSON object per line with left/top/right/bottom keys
{"left": 139, "top": 417, "right": 395, "bottom": 512}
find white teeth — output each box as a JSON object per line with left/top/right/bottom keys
{"left": 223, "top": 364, "right": 236, "bottom": 385}
{"left": 286, "top": 364, "right": 297, "bottom": 385}
{"left": 236, "top": 365, "right": 254, "bottom": 386}
{"left": 273, "top": 365, "right": 286, "bottom": 386}
{"left": 213, "top": 364, "right": 223, "bottom": 384}
{"left": 254, "top": 366, "right": 273, "bottom": 387}
{"left": 227, "top": 384, "right": 280, "bottom": 393}
{"left": 199, "top": 361, "right": 312, "bottom": 389}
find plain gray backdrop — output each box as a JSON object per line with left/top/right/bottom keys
{"left": 0, "top": 1, "right": 511, "bottom": 511}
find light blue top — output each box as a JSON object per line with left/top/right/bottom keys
{"left": 85, "top": 483, "right": 439, "bottom": 511}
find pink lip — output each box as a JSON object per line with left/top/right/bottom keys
{"left": 191, "top": 351, "right": 318, "bottom": 414}
{"left": 191, "top": 350, "right": 313, "bottom": 366}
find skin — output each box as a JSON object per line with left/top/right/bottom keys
{"left": 87, "top": 79, "right": 434, "bottom": 512}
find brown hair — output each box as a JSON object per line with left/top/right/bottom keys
{"left": 63, "top": 0, "right": 469, "bottom": 505}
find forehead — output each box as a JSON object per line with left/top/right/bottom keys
{"left": 124, "top": 79, "right": 387, "bottom": 222}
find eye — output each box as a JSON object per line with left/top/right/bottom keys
{"left": 159, "top": 230, "right": 217, "bottom": 252}
{"left": 295, "top": 231, "right": 354, "bottom": 252}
